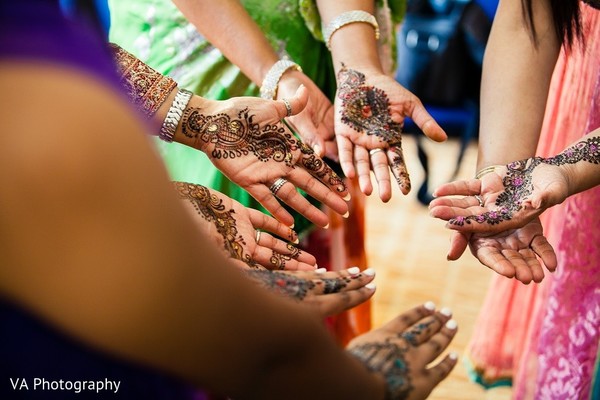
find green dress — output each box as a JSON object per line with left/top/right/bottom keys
{"left": 109, "top": 0, "right": 404, "bottom": 234}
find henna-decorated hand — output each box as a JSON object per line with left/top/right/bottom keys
{"left": 277, "top": 71, "right": 339, "bottom": 161}
{"left": 244, "top": 266, "right": 376, "bottom": 317}
{"left": 180, "top": 87, "right": 349, "bottom": 228}
{"left": 334, "top": 65, "right": 447, "bottom": 201}
{"left": 347, "top": 303, "right": 458, "bottom": 400}
{"left": 174, "top": 182, "right": 317, "bottom": 271}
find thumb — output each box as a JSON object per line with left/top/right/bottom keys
{"left": 277, "top": 84, "right": 308, "bottom": 119}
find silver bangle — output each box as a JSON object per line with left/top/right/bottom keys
{"left": 159, "top": 88, "right": 193, "bottom": 143}
{"left": 259, "top": 59, "right": 302, "bottom": 100}
{"left": 322, "top": 10, "right": 380, "bottom": 50}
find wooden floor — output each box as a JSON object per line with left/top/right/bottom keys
{"left": 366, "top": 135, "right": 512, "bottom": 400}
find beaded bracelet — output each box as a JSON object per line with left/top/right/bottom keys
{"left": 322, "top": 10, "right": 380, "bottom": 50}
{"left": 159, "top": 88, "right": 193, "bottom": 143}
{"left": 475, "top": 165, "right": 503, "bottom": 179}
{"left": 260, "top": 59, "right": 302, "bottom": 100}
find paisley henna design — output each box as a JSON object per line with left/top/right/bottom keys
{"left": 270, "top": 251, "right": 292, "bottom": 270}
{"left": 450, "top": 137, "right": 600, "bottom": 226}
{"left": 348, "top": 340, "right": 414, "bottom": 400}
{"left": 399, "top": 320, "right": 436, "bottom": 347}
{"left": 173, "top": 182, "right": 251, "bottom": 264}
{"left": 182, "top": 107, "right": 297, "bottom": 166}
{"left": 322, "top": 277, "right": 349, "bottom": 294}
{"left": 286, "top": 243, "right": 301, "bottom": 259}
{"left": 244, "top": 270, "right": 315, "bottom": 301}
{"left": 337, "top": 65, "right": 402, "bottom": 143}
{"left": 389, "top": 146, "right": 411, "bottom": 193}
{"left": 298, "top": 142, "right": 347, "bottom": 192}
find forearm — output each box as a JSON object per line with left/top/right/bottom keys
{"left": 559, "top": 128, "right": 600, "bottom": 197}
{"left": 316, "top": 0, "right": 383, "bottom": 74}
{"left": 477, "top": 0, "right": 560, "bottom": 170}
{"left": 172, "top": 0, "right": 279, "bottom": 85}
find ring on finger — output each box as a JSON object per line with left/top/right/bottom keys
{"left": 474, "top": 194, "right": 484, "bottom": 207}
{"left": 282, "top": 98, "right": 292, "bottom": 118}
{"left": 255, "top": 229, "right": 262, "bottom": 243}
{"left": 269, "top": 178, "right": 288, "bottom": 196}
{"left": 369, "top": 148, "right": 385, "bottom": 156}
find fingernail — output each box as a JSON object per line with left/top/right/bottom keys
{"left": 342, "top": 211, "right": 350, "bottom": 218}
{"left": 289, "top": 223, "right": 295, "bottom": 229}
{"left": 323, "top": 223, "right": 330, "bottom": 229}
{"left": 362, "top": 268, "right": 376, "bottom": 276}
{"left": 365, "top": 283, "right": 376, "bottom": 290}
{"left": 440, "top": 307, "right": 453, "bottom": 317}
{"left": 293, "top": 237, "right": 299, "bottom": 244}
{"left": 315, "top": 268, "right": 327, "bottom": 273}
{"left": 347, "top": 266, "right": 360, "bottom": 275}
{"left": 343, "top": 193, "right": 352, "bottom": 201}
{"left": 423, "top": 301, "right": 436, "bottom": 311}
{"left": 449, "top": 352, "right": 459, "bottom": 360}
{"left": 445, "top": 319, "right": 458, "bottom": 330}
{"left": 313, "top": 144, "right": 322, "bottom": 155}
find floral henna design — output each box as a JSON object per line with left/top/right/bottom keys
{"left": 321, "top": 277, "right": 350, "bottom": 294}
{"left": 173, "top": 182, "right": 251, "bottom": 264}
{"left": 337, "top": 65, "right": 402, "bottom": 143}
{"left": 389, "top": 146, "right": 411, "bottom": 193}
{"left": 270, "top": 251, "right": 292, "bottom": 270}
{"left": 286, "top": 243, "right": 301, "bottom": 259}
{"left": 299, "top": 142, "right": 347, "bottom": 192}
{"left": 244, "top": 270, "right": 315, "bottom": 301}
{"left": 399, "top": 320, "right": 436, "bottom": 347}
{"left": 348, "top": 340, "right": 413, "bottom": 400}
{"left": 182, "top": 107, "right": 297, "bottom": 166}
{"left": 450, "top": 137, "right": 600, "bottom": 226}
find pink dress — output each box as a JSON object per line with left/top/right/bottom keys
{"left": 466, "top": 4, "right": 600, "bottom": 399}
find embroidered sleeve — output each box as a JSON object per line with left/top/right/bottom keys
{"left": 109, "top": 43, "right": 178, "bottom": 118}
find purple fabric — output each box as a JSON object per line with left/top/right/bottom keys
{"left": 0, "top": 0, "right": 119, "bottom": 89}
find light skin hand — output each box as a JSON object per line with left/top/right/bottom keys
{"left": 277, "top": 71, "right": 339, "bottom": 161}
{"left": 335, "top": 66, "right": 447, "bottom": 202}
{"left": 175, "top": 87, "right": 350, "bottom": 228}
{"left": 347, "top": 304, "right": 458, "bottom": 400}
{"left": 244, "top": 267, "right": 376, "bottom": 317}
{"left": 175, "top": 182, "right": 317, "bottom": 271}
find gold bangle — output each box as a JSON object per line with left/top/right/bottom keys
{"left": 475, "top": 165, "right": 503, "bottom": 179}
{"left": 322, "top": 10, "right": 380, "bottom": 50}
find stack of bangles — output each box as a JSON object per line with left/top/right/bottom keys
{"left": 475, "top": 165, "right": 503, "bottom": 179}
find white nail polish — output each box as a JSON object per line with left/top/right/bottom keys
{"left": 365, "top": 283, "right": 376, "bottom": 290}
{"left": 440, "top": 307, "right": 453, "bottom": 317}
{"left": 449, "top": 352, "right": 459, "bottom": 360}
{"left": 315, "top": 268, "right": 327, "bottom": 274}
{"left": 445, "top": 319, "right": 458, "bottom": 330}
{"left": 346, "top": 266, "right": 360, "bottom": 275}
{"left": 362, "top": 268, "right": 376, "bottom": 276}
{"left": 342, "top": 211, "right": 350, "bottom": 218}
{"left": 343, "top": 193, "right": 352, "bottom": 201}
{"left": 323, "top": 223, "right": 330, "bottom": 229}
{"left": 293, "top": 238, "right": 299, "bottom": 244}
{"left": 423, "top": 301, "right": 436, "bottom": 311}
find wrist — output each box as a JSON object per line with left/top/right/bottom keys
{"left": 172, "top": 95, "right": 213, "bottom": 153}
{"left": 260, "top": 59, "right": 303, "bottom": 100}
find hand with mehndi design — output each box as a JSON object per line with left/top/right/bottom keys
{"left": 347, "top": 303, "right": 458, "bottom": 399}
{"left": 178, "top": 86, "right": 350, "bottom": 229}
{"left": 244, "top": 267, "right": 376, "bottom": 317}
{"left": 334, "top": 66, "right": 447, "bottom": 202}
{"left": 174, "top": 182, "right": 318, "bottom": 271}
{"left": 277, "top": 71, "right": 339, "bottom": 161}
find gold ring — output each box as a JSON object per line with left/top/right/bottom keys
{"left": 255, "top": 230, "right": 261, "bottom": 243}
{"left": 369, "top": 148, "right": 385, "bottom": 156}
{"left": 474, "top": 195, "right": 484, "bottom": 207}
{"left": 269, "top": 178, "right": 288, "bottom": 196}
{"left": 282, "top": 98, "right": 292, "bottom": 117}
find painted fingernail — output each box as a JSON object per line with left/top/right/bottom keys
{"left": 342, "top": 211, "right": 350, "bottom": 218}
{"left": 313, "top": 144, "right": 322, "bottom": 155}
{"left": 343, "top": 193, "right": 352, "bottom": 201}
{"left": 365, "top": 283, "right": 376, "bottom": 290}
{"left": 289, "top": 223, "right": 295, "bottom": 229}
{"left": 362, "top": 268, "right": 376, "bottom": 276}
{"left": 315, "top": 268, "right": 327, "bottom": 273}
{"left": 449, "top": 352, "right": 459, "bottom": 360}
{"left": 424, "top": 301, "right": 436, "bottom": 311}
{"left": 445, "top": 319, "right": 458, "bottom": 330}
{"left": 440, "top": 307, "right": 453, "bottom": 317}
{"left": 293, "top": 237, "right": 299, "bottom": 244}
{"left": 347, "top": 266, "right": 360, "bottom": 275}
{"left": 323, "top": 223, "right": 330, "bottom": 229}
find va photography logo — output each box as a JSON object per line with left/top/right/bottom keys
{"left": 9, "top": 378, "right": 121, "bottom": 394}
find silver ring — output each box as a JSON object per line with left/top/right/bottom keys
{"left": 369, "top": 148, "right": 385, "bottom": 156}
{"left": 474, "top": 194, "right": 484, "bottom": 207}
{"left": 269, "top": 178, "right": 288, "bottom": 195}
{"left": 282, "top": 98, "right": 292, "bottom": 117}
{"left": 255, "top": 230, "right": 261, "bottom": 243}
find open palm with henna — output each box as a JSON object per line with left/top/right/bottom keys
{"left": 174, "top": 182, "right": 317, "bottom": 271}
{"left": 347, "top": 304, "right": 458, "bottom": 400}
{"left": 334, "top": 65, "right": 447, "bottom": 201}
{"left": 181, "top": 89, "right": 349, "bottom": 228}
